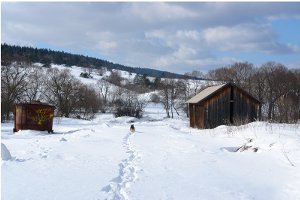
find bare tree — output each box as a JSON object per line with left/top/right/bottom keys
{"left": 174, "top": 79, "right": 189, "bottom": 116}
{"left": 250, "top": 67, "right": 267, "bottom": 120}
{"left": 42, "top": 68, "right": 82, "bottom": 117}
{"left": 106, "top": 70, "right": 122, "bottom": 86}
{"left": 230, "top": 62, "right": 255, "bottom": 93}
{"left": 207, "top": 67, "right": 234, "bottom": 83}
{"left": 24, "top": 65, "right": 45, "bottom": 102}
{"left": 77, "top": 84, "right": 101, "bottom": 119}
{"left": 249, "top": 62, "right": 300, "bottom": 123}
{"left": 273, "top": 69, "right": 299, "bottom": 122}
{"left": 158, "top": 80, "right": 172, "bottom": 118}
{"left": 260, "top": 62, "right": 292, "bottom": 121}
{"left": 184, "top": 70, "right": 206, "bottom": 95}
{"left": 111, "top": 86, "right": 125, "bottom": 106}
{"left": 208, "top": 62, "right": 255, "bottom": 93}
{"left": 96, "top": 67, "right": 107, "bottom": 76}
{"left": 158, "top": 79, "right": 186, "bottom": 118}
{"left": 293, "top": 69, "right": 300, "bottom": 121}
{"left": 1, "top": 63, "right": 28, "bottom": 121}
{"left": 96, "top": 79, "right": 112, "bottom": 113}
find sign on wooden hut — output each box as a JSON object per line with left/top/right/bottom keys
{"left": 13, "top": 101, "right": 55, "bottom": 133}
{"left": 186, "top": 82, "right": 260, "bottom": 129}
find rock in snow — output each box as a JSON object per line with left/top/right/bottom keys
{"left": 1, "top": 143, "right": 12, "bottom": 161}
{"left": 60, "top": 137, "right": 67, "bottom": 142}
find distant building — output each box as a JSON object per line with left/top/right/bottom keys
{"left": 13, "top": 101, "right": 55, "bottom": 133}
{"left": 186, "top": 82, "right": 260, "bottom": 129}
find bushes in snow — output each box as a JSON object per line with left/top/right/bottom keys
{"left": 114, "top": 100, "right": 144, "bottom": 118}
{"left": 80, "top": 72, "right": 93, "bottom": 78}
{"left": 113, "top": 89, "right": 146, "bottom": 118}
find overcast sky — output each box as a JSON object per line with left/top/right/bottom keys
{"left": 2, "top": 2, "right": 300, "bottom": 74}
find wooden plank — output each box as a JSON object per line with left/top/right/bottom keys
{"left": 189, "top": 104, "right": 195, "bottom": 128}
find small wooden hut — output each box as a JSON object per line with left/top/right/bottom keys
{"left": 13, "top": 101, "right": 55, "bottom": 133}
{"left": 186, "top": 82, "right": 260, "bottom": 129}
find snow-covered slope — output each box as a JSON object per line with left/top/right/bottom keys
{"left": 50, "top": 64, "right": 107, "bottom": 85}
{"left": 2, "top": 104, "right": 300, "bottom": 200}
{"left": 46, "top": 63, "right": 209, "bottom": 88}
{"left": 49, "top": 63, "right": 141, "bottom": 85}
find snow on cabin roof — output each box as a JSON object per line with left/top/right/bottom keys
{"left": 15, "top": 101, "right": 55, "bottom": 107}
{"left": 186, "top": 84, "right": 227, "bottom": 104}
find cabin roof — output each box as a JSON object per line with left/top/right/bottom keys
{"left": 186, "top": 84, "right": 226, "bottom": 104}
{"left": 15, "top": 101, "right": 55, "bottom": 108}
{"left": 186, "top": 82, "right": 260, "bottom": 104}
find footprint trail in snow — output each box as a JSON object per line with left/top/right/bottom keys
{"left": 102, "top": 132, "right": 141, "bottom": 200}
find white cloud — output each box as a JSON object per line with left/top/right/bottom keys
{"left": 154, "top": 46, "right": 197, "bottom": 66}
{"left": 266, "top": 12, "right": 300, "bottom": 21}
{"left": 173, "top": 46, "right": 198, "bottom": 59}
{"left": 202, "top": 23, "right": 299, "bottom": 54}
{"left": 144, "top": 30, "right": 166, "bottom": 40}
{"left": 145, "top": 29, "right": 206, "bottom": 71}
{"left": 130, "top": 2, "right": 197, "bottom": 23}
{"left": 86, "top": 31, "right": 118, "bottom": 51}
{"left": 287, "top": 43, "right": 300, "bottom": 52}
{"left": 145, "top": 29, "right": 201, "bottom": 50}
{"left": 176, "top": 30, "right": 200, "bottom": 41}
{"left": 97, "top": 41, "right": 117, "bottom": 50}
{"left": 153, "top": 54, "right": 240, "bottom": 73}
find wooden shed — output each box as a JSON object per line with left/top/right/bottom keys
{"left": 13, "top": 101, "right": 55, "bottom": 133}
{"left": 186, "top": 82, "right": 260, "bottom": 129}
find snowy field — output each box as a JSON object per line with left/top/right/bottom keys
{"left": 2, "top": 104, "right": 300, "bottom": 200}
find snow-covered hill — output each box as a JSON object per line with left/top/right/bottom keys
{"left": 2, "top": 104, "right": 300, "bottom": 200}
{"left": 44, "top": 63, "right": 209, "bottom": 88}
{"left": 49, "top": 63, "right": 143, "bottom": 86}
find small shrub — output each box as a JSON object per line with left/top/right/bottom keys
{"left": 80, "top": 72, "right": 93, "bottom": 78}
{"left": 150, "top": 93, "right": 160, "bottom": 103}
{"left": 113, "top": 98, "right": 144, "bottom": 118}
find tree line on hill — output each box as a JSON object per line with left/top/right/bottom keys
{"left": 1, "top": 44, "right": 299, "bottom": 124}
{"left": 1, "top": 44, "right": 193, "bottom": 79}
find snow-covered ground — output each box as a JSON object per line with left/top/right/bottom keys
{"left": 50, "top": 64, "right": 140, "bottom": 86}
{"left": 2, "top": 104, "right": 300, "bottom": 200}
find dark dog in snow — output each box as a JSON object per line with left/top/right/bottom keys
{"left": 130, "top": 124, "right": 135, "bottom": 133}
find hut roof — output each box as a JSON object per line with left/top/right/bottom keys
{"left": 186, "top": 84, "right": 226, "bottom": 104}
{"left": 186, "top": 82, "right": 260, "bottom": 104}
{"left": 15, "top": 101, "right": 55, "bottom": 108}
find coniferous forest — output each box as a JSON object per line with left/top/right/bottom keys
{"left": 1, "top": 44, "right": 190, "bottom": 79}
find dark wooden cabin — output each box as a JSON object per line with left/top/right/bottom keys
{"left": 186, "top": 82, "right": 260, "bottom": 129}
{"left": 13, "top": 101, "right": 55, "bottom": 133}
